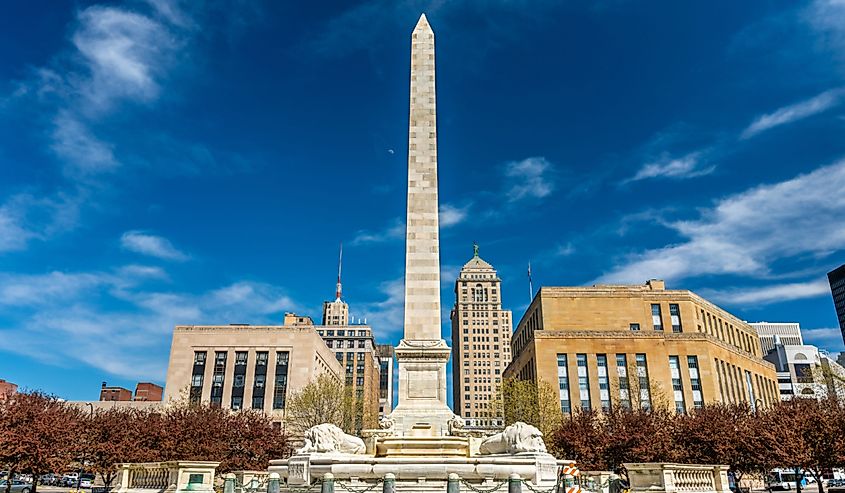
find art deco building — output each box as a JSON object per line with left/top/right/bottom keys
{"left": 828, "top": 264, "right": 845, "bottom": 345}
{"left": 505, "top": 280, "right": 779, "bottom": 414}
{"left": 163, "top": 324, "right": 343, "bottom": 425}
{"left": 450, "top": 246, "right": 513, "bottom": 427}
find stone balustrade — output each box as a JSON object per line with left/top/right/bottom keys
{"left": 626, "top": 463, "right": 731, "bottom": 493}
{"left": 115, "top": 461, "right": 220, "bottom": 493}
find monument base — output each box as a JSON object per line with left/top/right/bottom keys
{"left": 391, "top": 339, "right": 454, "bottom": 436}
{"left": 271, "top": 452, "right": 566, "bottom": 489}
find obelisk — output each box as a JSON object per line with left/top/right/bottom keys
{"left": 390, "top": 13, "right": 456, "bottom": 436}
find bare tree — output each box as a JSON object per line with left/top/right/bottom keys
{"left": 284, "top": 374, "right": 361, "bottom": 435}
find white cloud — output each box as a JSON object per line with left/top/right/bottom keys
{"left": 504, "top": 157, "right": 555, "bottom": 202}
{"left": 740, "top": 88, "right": 845, "bottom": 139}
{"left": 597, "top": 158, "right": 845, "bottom": 284}
{"left": 0, "top": 193, "right": 82, "bottom": 253}
{"left": 351, "top": 218, "right": 405, "bottom": 245}
{"left": 701, "top": 279, "right": 831, "bottom": 305}
{"left": 0, "top": 267, "right": 302, "bottom": 381}
{"left": 439, "top": 203, "right": 469, "bottom": 228}
{"left": 121, "top": 230, "right": 189, "bottom": 261}
{"left": 51, "top": 112, "right": 118, "bottom": 175}
{"left": 626, "top": 151, "right": 716, "bottom": 182}
{"left": 803, "top": 327, "right": 845, "bottom": 352}
{"left": 358, "top": 277, "right": 405, "bottom": 340}
{"left": 806, "top": 0, "right": 845, "bottom": 67}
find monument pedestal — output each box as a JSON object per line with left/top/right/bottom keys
{"left": 390, "top": 339, "right": 454, "bottom": 436}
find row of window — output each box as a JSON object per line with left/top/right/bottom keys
{"left": 715, "top": 357, "right": 775, "bottom": 410}
{"left": 325, "top": 339, "right": 368, "bottom": 349}
{"left": 191, "top": 350, "right": 289, "bottom": 411}
{"left": 697, "top": 309, "right": 759, "bottom": 357}
{"left": 317, "top": 330, "right": 370, "bottom": 337}
{"left": 555, "top": 353, "right": 702, "bottom": 414}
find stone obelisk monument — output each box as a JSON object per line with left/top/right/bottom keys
{"left": 390, "top": 13, "right": 455, "bottom": 436}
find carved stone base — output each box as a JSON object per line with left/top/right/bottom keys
{"left": 392, "top": 339, "right": 453, "bottom": 436}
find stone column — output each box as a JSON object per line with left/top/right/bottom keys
{"left": 390, "top": 13, "right": 455, "bottom": 436}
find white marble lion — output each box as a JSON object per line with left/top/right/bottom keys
{"left": 478, "top": 422, "right": 547, "bottom": 455}
{"left": 295, "top": 423, "right": 366, "bottom": 455}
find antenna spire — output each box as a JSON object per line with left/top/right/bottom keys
{"left": 336, "top": 242, "right": 343, "bottom": 301}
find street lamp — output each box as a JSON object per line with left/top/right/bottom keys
{"left": 76, "top": 403, "right": 94, "bottom": 491}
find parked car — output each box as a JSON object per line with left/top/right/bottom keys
{"left": 0, "top": 480, "right": 31, "bottom": 493}
{"left": 79, "top": 473, "right": 95, "bottom": 489}
{"left": 829, "top": 479, "right": 845, "bottom": 491}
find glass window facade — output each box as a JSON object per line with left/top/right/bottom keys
{"left": 616, "top": 354, "right": 631, "bottom": 409}
{"left": 669, "top": 355, "right": 686, "bottom": 414}
{"left": 636, "top": 353, "right": 652, "bottom": 410}
{"left": 687, "top": 355, "right": 703, "bottom": 408}
{"left": 669, "top": 304, "right": 682, "bottom": 332}
{"left": 577, "top": 354, "right": 591, "bottom": 411}
{"left": 651, "top": 304, "right": 663, "bottom": 331}
{"left": 597, "top": 354, "right": 611, "bottom": 412}
{"left": 273, "top": 351, "right": 289, "bottom": 410}
{"left": 556, "top": 354, "right": 571, "bottom": 414}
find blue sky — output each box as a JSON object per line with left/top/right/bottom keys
{"left": 2, "top": 0, "right": 845, "bottom": 401}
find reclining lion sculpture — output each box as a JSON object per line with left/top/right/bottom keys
{"left": 295, "top": 423, "right": 366, "bottom": 455}
{"left": 479, "top": 421, "right": 547, "bottom": 455}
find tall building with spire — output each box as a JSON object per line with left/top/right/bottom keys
{"left": 450, "top": 244, "right": 513, "bottom": 428}
{"left": 322, "top": 244, "right": 349, "bottom": 326}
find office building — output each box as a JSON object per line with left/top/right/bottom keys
{"left": 163, "top": 324, "right": 342, "bottom": 425}
{"left": 749, "top": 322, "right": 803, "bottom": 355}
{"left": 450, "top": 246, "right": 513, "bottom": 427}
{"left": 100, "top": 382, "right": 132, "bottom": 401}
{"left": 828, "top": 264, "right": 845, "bottom": 345}
{"left": 505, "top": 280, "right": 778, "bottom": 414}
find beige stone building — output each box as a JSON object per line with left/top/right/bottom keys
{"left": 505, "top": 280, "right": 779, "bottom": 414}
{"left": 450, "top": 247, "right": 513, "bottom": 427}
{"left": 163, "top": 325, "right": 342, "bottom": 425}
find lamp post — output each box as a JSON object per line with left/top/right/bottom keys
{"left": 76, "top": 403, "right": 94, "bottom": 491}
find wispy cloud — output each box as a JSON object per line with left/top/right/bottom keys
{"left": 0, "top": 193, "right": 82, "bottom": 254}
{"left": 358, "top": 277, "right": 405, "bottom": 340}
{"left": 597, "top": 158, "right": 845, "bottom": 284}
{"left": 504, "top": 157, "right": 555, "bottom": 202}
{"left": 626, "top": 151, "right": 716, "bottom": 183}
{"left": 121, "top": 230, "right": 189, "bottom": 261}
{"left": 740, "top": 88, "right": 845, "bottom": 139}
{"left": 803, "top": 327, "right": 845, "bottom": 353}
{"left": 439, "top": 203, "right": 470, "bottom": 227}
{"left": 701, "top": 278, "right": 831, "bottom": 306}
{"left": 0, "top": 267, "right": 301, "bottom": 380}
{"left": 351, "top": 218, "right": 405, "bottom": 245}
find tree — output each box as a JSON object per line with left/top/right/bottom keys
{"left": 673, "top": 404, "right": 772, "bottom": 487}
{"left": 602, "top": 406, "right": 676, "bottom": 468}
{"left": 768, "top": 398, "right": 845, "bottom": 493}
{"left": 495, "top": 378, "right": 562, "bottom": 440}
{"left": 553, "top": 410, "right": 608, "bottom": 470}
{"left": 0, "top": 391, "right": 84, "bottom": 493}
{"left": 85, "top": 408, "right": 153, "bottom": 486}
{"left": 284, "top": 374, "right": 360, "bottom": 435}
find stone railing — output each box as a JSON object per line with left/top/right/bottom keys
{"left": 115, "top": 461, "right": 220, "bottom": 493}
{"left": 626, "top": 463, "right": 730, "bottom": 493}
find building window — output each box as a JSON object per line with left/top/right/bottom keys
{"left": 597, "top": 354, "right": 611, "bottom": 412}
{"left": 651, "top": 304, "right": 663, "bottom": 331}
{"left": 669, "top": 356, "right": 686, "bottom": 414}
{"left": 794, "top": 363, "right": 813, "bottom": 383}
{"left": 669, "top": 304, "right": 682, "bottom": 332}
{"left": 235, "top": 351, "right": 248, "bottom": 366}
{"left": 687, "top": 355, "right": 703, "bottom": 408}
{"left": 616, "top": 354, "right": 631, "bottom": 409}
{"left": 231, "top": 395, "right": 243, "bottom": 410}
{"left": 252, "top": 351, "right": 268, "bottom": 409}
{"left": 273, "top": 351, "right": 289, "bottom": 410}
{"left": 630, "top": 323, "right": 640, "bottom": 331}
{"left": 190, "top": 351, "right": 206, "bottom": 404}
{"left": 636, "top": 354, "right": 651, "bottom": 410}
{"left": 210, "top": 351, "right": 227, "bottom": 407}
{"left": 556, "top": 354, "right": 571, "bottom": 414}
{"left": 577, "top": 354, "right": 591, "bottom": 411}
